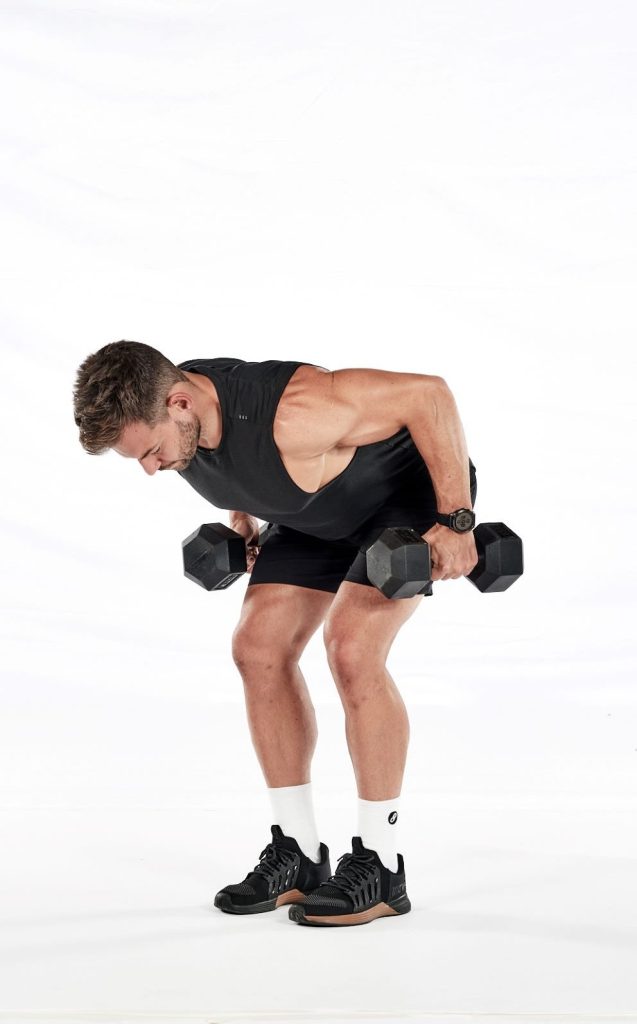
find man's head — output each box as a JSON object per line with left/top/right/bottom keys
{"left": 73, "top": 340, "right": 204, "bottom": 473}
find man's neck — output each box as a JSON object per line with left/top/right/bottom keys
{"left": 183, "top": 371, "right": 222, "bottom": 449}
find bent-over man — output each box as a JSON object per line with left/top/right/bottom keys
{"left": 73, "top": 341, "right": 478, "bottom": 927}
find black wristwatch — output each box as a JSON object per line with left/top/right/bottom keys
{"left": 434, "top": 508, "right": 476, "bottom": 533}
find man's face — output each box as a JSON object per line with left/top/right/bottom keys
{"left": 114, "top": 410, "right": 202, "bottom": 474}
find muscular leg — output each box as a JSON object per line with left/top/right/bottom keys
{"left": 323, "top": 581, "right": 424, "bottom": 800}
{"left": 231, "top": 583, "right": 335, "bottom": 787}
{"left": 213, "top": 583, "right": 335, "bottom": 911}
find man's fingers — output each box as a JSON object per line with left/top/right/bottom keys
{"left": 246, "top": 544, "right": 260, "bottom": 574}
{"left": 430, "top": 531, "right": 479, "bottom": 581}
{"left": 431, "top": 561, "right": 455, "bottom": 581}
{"left": 432, "top": 562, "right": 472, "bottom": 581}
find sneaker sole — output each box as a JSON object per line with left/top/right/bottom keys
{"left": 288, "top": 895, "right": 411, "bottom": 927}
{"left": 214, "top": 888, "right": 306, "bottom": 915}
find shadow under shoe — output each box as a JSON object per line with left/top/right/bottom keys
{"left": 288, "top": 836, "right": 411, "bottom": 927}
{"left": 214, "top": 824, "right": 331, "bottom": 915}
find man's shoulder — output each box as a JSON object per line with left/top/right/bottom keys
{"left": 178, "top": 357, "right": 322, "bottom": 380}
{"left": 280, "top": 363, "right": 332, "bottom": 408}
{"left": 275, "top": 364, "right": 337, "bottom": 457}
{"left": 177, "top": 356, "right": 246, "bottom": 373}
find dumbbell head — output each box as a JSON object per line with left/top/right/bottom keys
{"left": 364, "top": 527, "right": 432, "bottom": 600}
{"left": 182, "top": 523, "right": 248, "bottom": 591}
{"left": 468, "top": 522, "right": 523, "bottom": 593}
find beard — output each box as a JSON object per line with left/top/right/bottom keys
{"left": 160, "top": 415, "right": 201, "bottom": 471}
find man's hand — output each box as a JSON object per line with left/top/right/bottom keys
{"left": 420, "top": 523, "right": 479, "bottom": 582}
{"left": 229, "top": 512, "right": 261, "bottom": 574}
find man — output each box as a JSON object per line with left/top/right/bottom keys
{"left": 73, "top": 340, "right": 478, "bottom": 927}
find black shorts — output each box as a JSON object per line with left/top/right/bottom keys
{"left": 248, "top": 462, "right": 478, "bottom": 595}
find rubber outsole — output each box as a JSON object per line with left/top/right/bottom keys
{"left": 288, "top": 894, "right": 412, "bottom": 926}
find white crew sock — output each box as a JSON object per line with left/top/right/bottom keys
{"left": 357, "top": 796, "right": 400, "bottom": 873}
{"left": 267, "top": 782, "right": 322, "bottom": 863}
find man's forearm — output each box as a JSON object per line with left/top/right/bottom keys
{"left": 407, "top": 380, "right": 473, "bottom": 513}
{"left": 229, "top": 511, "right": 260, "bottom": 546}
{"left": 229, "top": 510, "right": 254, "bottom": 524}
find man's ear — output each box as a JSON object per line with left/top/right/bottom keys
{"left": 166, "top": 389, "right": 193, "bottom": 412}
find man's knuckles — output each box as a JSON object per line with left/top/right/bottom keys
{"left": 432, "top": 560, "right": 476, "bottom": 580}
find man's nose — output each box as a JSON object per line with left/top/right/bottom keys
{"left": 140, "top": 458, "right": 160, "bottom": 475}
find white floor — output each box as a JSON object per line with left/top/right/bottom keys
{"left": 2, "top": 670, "right": 636, "bottom": 1024}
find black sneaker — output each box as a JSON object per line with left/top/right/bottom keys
{"left": 213, "top": 825, "right": 332, "bottom": 915}
{"left": 288, "top": 836, "right": 411, "bottom": 927}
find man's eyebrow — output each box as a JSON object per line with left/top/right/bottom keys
{"left": 139, "top": 444, "right": 157, "bottom": 461}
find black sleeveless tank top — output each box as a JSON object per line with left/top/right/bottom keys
{"left": 176, "top": 356, "right": 446, "bottom": 543}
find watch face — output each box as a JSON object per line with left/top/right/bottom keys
{"left": 455, "top": 510, "right": 474, "bottom": 532}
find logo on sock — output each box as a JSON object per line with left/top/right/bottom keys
{"left": 388, "top": 811, "right": 398, "bottom": 824}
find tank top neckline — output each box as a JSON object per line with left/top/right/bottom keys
{"left": 192, "top": 365, "right": 227, "bottom": 457}
{"left": 273, "top": 442, "right": 364, "bottom": 497}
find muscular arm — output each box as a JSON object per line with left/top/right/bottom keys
{"left": 325, "top": 368, "right": 478, "bottom": 580}
{"left": 319, "top": 368, "right": 473, "bottom": 513}
{"left": 404, "top": 381, "right": 473, "bottom": 513}
{"left": 229, "top": 510, "right": 260, "bottom": 539}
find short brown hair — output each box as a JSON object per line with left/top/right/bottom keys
{"left": 73, "top": 340, "right": 189, "bottom": 454}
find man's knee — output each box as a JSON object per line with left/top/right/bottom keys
{"left": 324, "top": 628, "right": 383, "bottom": 683}
{"left": 231, "top": 619, "right": 307, "bottom": 674}
{"left": 325, "top": 643, "right": 387, "bottom": 713}
{"left": 232, "top": 583, "right": 334, "bottom": 674}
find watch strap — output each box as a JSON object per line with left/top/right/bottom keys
{"left": 434, "top": 512, "right": 455, "bottom": 528}
{"left": 434, "top": 509, "right": 476, "bottom": 532}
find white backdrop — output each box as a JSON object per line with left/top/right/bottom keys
{"left": 1, "top": 2, "right": 636, "bottom": 1021}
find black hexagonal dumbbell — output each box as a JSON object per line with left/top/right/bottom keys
{"left": 182, "top": 521, "right": 276, "bottom": 591}
{"left": 364, "top": 521, "right": 523, "bottom": 599}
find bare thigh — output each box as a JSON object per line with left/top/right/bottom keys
{"left": 232, "top": 583, "right": 336, "bottom": 667}
{"left": 324, "top": 581, "right": 424, "bottom": 665}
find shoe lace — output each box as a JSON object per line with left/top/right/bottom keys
{"left": 252, "top": 841, "right": 298, "bottom": 883}
{"left": 322, "top": 849, "right": 377, "bottom": 898}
